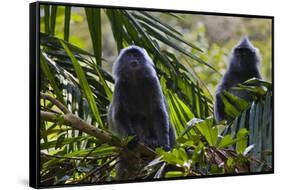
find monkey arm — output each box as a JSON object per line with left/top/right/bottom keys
{"left": 168, "top": 122, "right": 176, "bottom": 148}
{"left": 109, "top": 81, "right": 136, "bottom": 136}
{"left": 109, "top": 105, "right": 135, "bottom": 138}
{"left": 214, "top": 93, "right": 225, "bottom": 123}
{"left": 151, "top": 107, "right": 171, "bottom": 151}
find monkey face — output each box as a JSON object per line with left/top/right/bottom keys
{"left": 113, "top": 45, "right": 156, "bottom": 81}
{"left": 119, "top": 48, "right": 145, "bottom": 70}
{"left": 234, "top": 47, "right": 256, "bottom": 63}
{"left": 233, "top": 47, "right": 259, "bottom": 69}
{"left": 230, "top": 37, "right": 260, "bottom": 69}
{"left": 235, "top": 48, "right": 254, "bottom": 57}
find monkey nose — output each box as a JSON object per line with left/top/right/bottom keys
{"left": 130, "top": 61, "right": 138, "bottom": 68}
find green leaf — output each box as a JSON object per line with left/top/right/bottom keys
{"left": 140, "top": 11, "right": 182, "bottom": 36}
{"left": 64, "top": 6, "right": 71, "bottom": 41}
{"left": 218, "top": 134, "right": 234, "bottom": 148}
{"left": 244, "top": 78, "right": 272, "bottom": 90}
{"left": 133, "top": 12, "right": 202, "bottom": 52}
{"left": 50, "top": 5, "right": 57, "bottom": 35}
{"left": 165, "top": 171, "right": 185, "bottom": 178}
{"left": 236, "top": 128, "right": 248, "bottom": 154}
{"left": 226, "top": 157, "right": 234, "bottom": 168}
{"left": 105, "top": 10, "right": 123, "bottom": 52}
{"left": 196, "top": 119, "right": 218, "bottom": 146}
{"left": 44, "top": 5, "right": 50, "bottom": 33}
{"left": 65, "top": 146, "right": 118, "bottom": 158}
{"left": 91, "top": 62, "right": 112, "bottom": 101}
{"left": 85, "top": 8, "right": 102, "bottom": 66}
{"left": 40, "top": 52, "right": 65, "bottom": 104}
{"left": 41, "top": 136, "right": 90, "bottom": 150}
{"left": 60, "top": 40, "right": 104, "bottom": 128}
{"left": 219, "top": 93, "right": 240, "bottom": 118}
{"left": 223, "top": 91, "right": 249, "bottom": 111}
{"left": 141, "top": 23, "right": 218, "bottom": 72}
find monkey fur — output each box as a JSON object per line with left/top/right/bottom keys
{"left": 107, "top": 45, "right": 175, "bottom": 179}
{"left": 214, "top": 37, "right": 262, "bottom": 123}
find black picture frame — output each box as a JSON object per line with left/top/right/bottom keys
{"left": 30, "top": 1, "right": 274, "bottom": 188}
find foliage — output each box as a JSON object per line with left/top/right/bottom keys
{"left": 39, "top": 4, "right": 273, "bottom": 185}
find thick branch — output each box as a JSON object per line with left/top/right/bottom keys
{"left": 40, "top": 108, "right": 154, "bottom": 156}
{"left": 41, "top": 111, "right": 122, "bottom": 147}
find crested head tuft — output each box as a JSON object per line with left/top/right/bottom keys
{"left": 236, "top": 37, "right": 255, "bottom": 50}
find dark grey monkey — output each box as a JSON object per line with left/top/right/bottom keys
{"left": 214, "top": 37, "right": 262, "bottom": 123}
{"left": 107, "top": 45, "right": 175, "bottom": 179}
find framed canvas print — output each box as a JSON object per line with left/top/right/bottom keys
{"left": 29, "top": 1, "right": 274, "bottom": 188}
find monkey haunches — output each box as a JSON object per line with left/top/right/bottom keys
{"left": 214, "top": 37, "right": 262, "bottom": 123}
{"left": 107, "top": 45, "right": 175, "bottom": 180}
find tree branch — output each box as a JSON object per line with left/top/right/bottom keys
{"left": 40, "top": 93, "right": 155, "bottom": 156}
{"left": 41, "top": 111, "right": 122, "bottom": 147}
{"left": 41, "top": 93, "right": 70, "bottom": 114}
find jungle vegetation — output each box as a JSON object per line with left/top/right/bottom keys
{"left": 38, "top": 4, "right": 273, "bottom": 186}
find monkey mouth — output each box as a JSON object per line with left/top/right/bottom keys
{"left": 130, "top": 61, "right": 138, "bottom": 68}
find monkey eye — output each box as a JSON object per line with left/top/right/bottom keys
{"left": 235, "top": 48, "right": 254, "bottom": 56}
{"left": 125, "top": 51, "right": 142, "bottom": 60}
{"left": 133, "top": 53, "right": 141, "bottom": 60}
{"left": 126, "top": 52, "right": 133, "bottom": 57}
